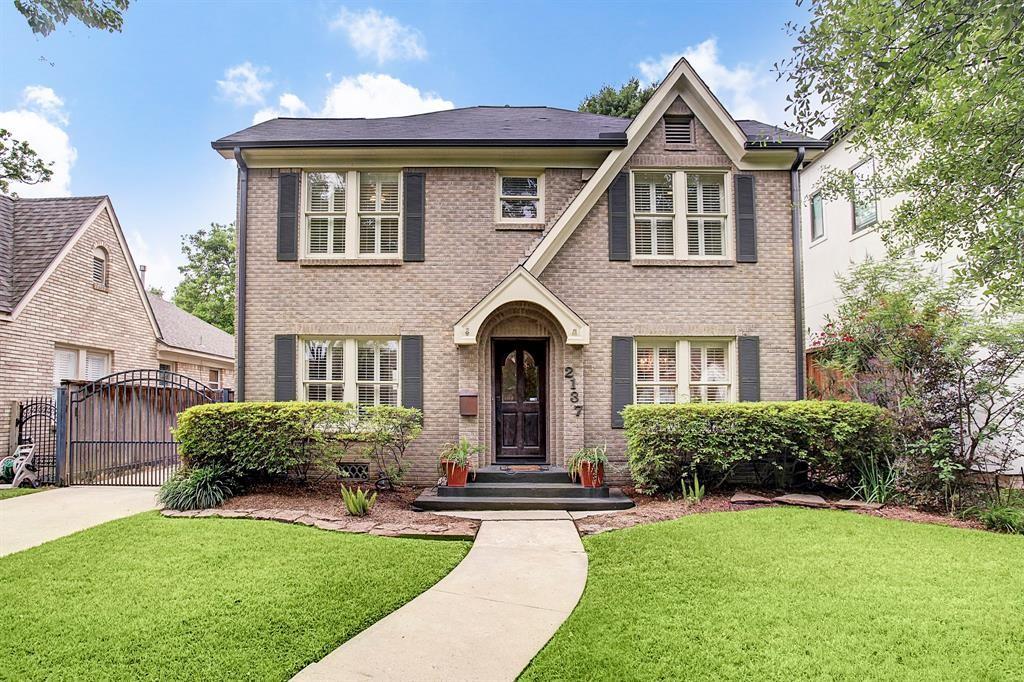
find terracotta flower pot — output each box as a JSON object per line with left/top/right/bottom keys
{"left": 442, "top": 461, "right": 469, "bottom": 487}
{"left": 578, "top": 461, "right": 605, "bottom": 488}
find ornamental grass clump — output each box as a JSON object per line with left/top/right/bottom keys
{"left": 158, "top": 465, "right": 237, "bottom": 511}
{"left": 340, "top": 485, "right": 378, "bottom": 517}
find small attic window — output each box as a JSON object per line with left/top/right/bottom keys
{"left": 92, "top": 247, "right": 108, "bottom": 288}
{"left": 664, "top": 116, "right": 694, "bottom": 146}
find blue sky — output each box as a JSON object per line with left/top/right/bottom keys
{"left": 0, "top": 0, "right": 807, "bottom": 292}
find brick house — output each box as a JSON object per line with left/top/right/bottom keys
{"left": 0, "top": 194, "right": 234, "bottom": 450}
{"left": 213, "top": 58, "right": 826, "bottom": 488}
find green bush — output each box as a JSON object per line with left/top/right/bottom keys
{"left": 964, "top": 488, "right": 1024, "bottom": 534}
{"left": 624, "top": 401, "right": 894, "bottom": 494}
{"left": 158, "top": 465, "right": 237, "bottom": 510}
{"left": 175, "top": 402, "right": 422, "bottom": 484}
{"left": 340, "top": 485, "right": 378, "bottom": 516}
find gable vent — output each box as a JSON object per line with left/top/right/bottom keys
{"left": 664, "top": 116, "right": 694, "bottom": 145}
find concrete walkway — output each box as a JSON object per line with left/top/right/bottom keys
{"left": 0, "top": 486, "right": 158, "bottom": 557}
{"left": 294, "top": 511, "right": 587, "bottom": 681}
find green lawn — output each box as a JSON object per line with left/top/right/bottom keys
{"left": 0, "top": 512, "right": 469, "bottom": 681}
{"left": 0, "top": 486, "right": 48, "bottom": 500}
{"left": 522, "top": 507, "right": 1024, "bottom": 682}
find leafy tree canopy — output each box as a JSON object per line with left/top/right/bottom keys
{"left": 14, "top": 0, "right": 129, "bottom": 36}
{"left": 172, "top": 223, "right": 236, "bottom": 335}
{"left": 779, "top": 0, "right": 1024, "bottom": 305}
{"left": 578, "top": 77, "right": 655, "bottom": 119}
{"left": 0, "top": 128, "right": 53, "bottom": 195}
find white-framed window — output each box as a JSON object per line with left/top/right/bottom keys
{"left": 92, "top": 246, "right": 108, "bottom": 287}
{"left": 497, "top": 173, "right": 544, "bottom": 222}
{"left": 635, "top": 338, "right": 734, "bottom": 404}
{"left": 632, "top": 170, "right": 730, "bottom": 259}
{"left": 54, "top": 346, "right": 111, "bottom": 385}
{"left": 810, "top": 192, "right": 825, "bottom": 241}
{"left": 852, "top": 158, "right": 878, "bottom": 232}
{"left": 208, "top": 368, "right": 221, "bottom": 390}
{"left": 302, "top": 170, "right": 401, "bottom": 258}
{"left": 302, "top": 337, "right": 400, "bottom": 410}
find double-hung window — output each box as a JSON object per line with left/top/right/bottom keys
{"left": 635, "top": 338, "right": 734, "bottom": 404}
{"left": 852, "top": 158, "right": 878, "bottom": 232}
{"left": 303, "top": 171, "right": 401, "bottom": 258}
{"left": 632, "top": 170, "right": 728, "bottom": 259}
{"left": 54, "top": 346, "right": 111, "bottom": 385}
{"left": 303, "top": 337, "right": 399, "bottom": 410}
{"left": 497, "top": 174, "right": 543, "bottom": 221}
{"left": 358, "top": 172, "right": 400, "bottom": 255}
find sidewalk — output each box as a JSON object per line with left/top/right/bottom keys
{"left": 0, "top": 486, "right": 158, "bottom": 557}
{"left": 293, "top": 511, "right": 587, "bottom": 681}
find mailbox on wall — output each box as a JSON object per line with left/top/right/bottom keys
{"left": 459, "top": 390, "right": 478, "bottom": 417}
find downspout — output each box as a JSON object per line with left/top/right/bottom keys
{"left": 790, "top": 146, "right": 807, "bottom": 399}
{"left": 233, "top": 147, "right": 248, "bottom": 402}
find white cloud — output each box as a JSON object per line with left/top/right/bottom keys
{"left": 253, "top": 92, "right": 311, "bottom": 124}
{"left": 217, "top": 62, "right": 272, "bottom": 106}
{"left": 331, "top": 8, "right": 427, "bottom": 64}
{"left": 0, "top": 85, "right": 76, "bottom": 196}
{"left": 637, "top": 38, "right": 785, "bottom": 123}
{"left": 253, "top": 73, "right": 453, "bottom": 124}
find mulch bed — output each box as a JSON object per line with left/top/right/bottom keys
{"left": 574, "top": 488, "right": 984, "bottom": 535}
{"left": 162, "top": 481, "right": 479, "bottom": 539}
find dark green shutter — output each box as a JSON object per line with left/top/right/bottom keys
{"left": 274, "top": 334, "right": 297, "bottom": 401}
{"left": 401, "top": 335, "right": 423, "bottom": 412}
{"left": 738, "top": 335, "right": 761, "bottom": 401}
{"left": 277, "top": 173, "right": 299, "bottom": 261}
{"left": 403, "top": 172, "right": 425, "bottom": 262}
{"left": 608, "top": 172, "right": 630, "bottom": 261}
{"left": 735, "top": 174, "right": 757, "bottom": 263}
{"left": 611, "top": 336, "right": 633, "bottom": 428}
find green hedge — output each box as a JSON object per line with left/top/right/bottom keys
{"left": 175, "top": 402, "right": 420, "bottom": 480}
{"left": 624, "top": 401, "right": 894, "bottom": 494}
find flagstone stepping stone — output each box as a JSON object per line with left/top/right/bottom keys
{"left": 833, "top": 499, "right": 883, "bottom": 511}
{"left": 772, "top": 493, "right": 831, "bottom": 509}
{"left": 730, "top": 492, "right": 774, "bottom": 505}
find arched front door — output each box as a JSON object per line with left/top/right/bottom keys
{"left": 493, "top": 339, "right": 546, "bottom": 461}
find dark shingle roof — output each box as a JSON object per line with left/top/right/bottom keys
{"left": 147, "top": 292, "right": 234, "bottom": 359}
{"left": 213, "top": 106, "right": 631, "bottom": 149}
{"left": 214, "top": 106, "right": 823, "bottom": 151}
{"left": 736, "top": 120, "right": 827, "bottom": 148}
{"left": 0, "top": 195, "right": 105, "bottom": 313}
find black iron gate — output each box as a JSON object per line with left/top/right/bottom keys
{"left": 57, "top": 370, "right": 231, "bottom": 486}
{"left": 16, "top": 396, "right": 57, "bottom": 484}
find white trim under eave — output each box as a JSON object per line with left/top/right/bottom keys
{"left": 453, "top": 266, "right": 590, "bottom": 345}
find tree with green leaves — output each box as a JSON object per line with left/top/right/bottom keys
{"left": 14, "top": 0, "right": 129, "bottom": 36}
{"left": 778, "top": 0, "right": 1024, "bottom": 305}
{"left": 172, "top": 223, "right": 236, "bottom": 334}
{"left": 578, "top": 77, "right": 655, "bottom": 119}
{"left": 0, "top": 128, "right": 53, "bottom": 195}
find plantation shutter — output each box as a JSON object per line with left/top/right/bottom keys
{"left": 734, "top": 174, "right": 757, "bottom": 263}
{"left": 277, "top": 172, "right": 300, "bottom": 261}
{"left": 401, "top": 335, "right": 423, "bottom": 412}
{"left": 274, "top": 334, "right": 297, "bottom": 401}
{"left": 737, "top": 335, "right": 761, "bottom": 402}
{"left": 607, "top": 171, "right": 630, "bottom": 261}
{"left": 53, "top": 348, "right": 78, "bottom": 384}
{"left": 611, "top": 336, "right": 634, "bottom": 428}
{"left": 403, "top": 171, "right": 425, "bottom": 262}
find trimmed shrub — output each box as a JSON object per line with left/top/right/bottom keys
{"left": 158, "top": 465, "right": 237, "bottom": 511}
{"left": 624, "top": 401, "right": 894, "bottom": 494}
{"left": 175, "top": 402, "right": 422, "bottom": 485}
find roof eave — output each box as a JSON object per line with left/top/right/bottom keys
{"left": 744, "top": 141, "right": 828, "bottom": 150}
{"left": 211, "top": 137, "right": 628, "bottom": 152}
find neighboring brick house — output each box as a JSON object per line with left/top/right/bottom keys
{"left": 147, "top": 293, "right": 235, "bottom": 391}
{"left": 0, "top": 194, "right": 234, "bottom": 450}
{"left": 213, "top": 58, "right": 827, "bottom": 485}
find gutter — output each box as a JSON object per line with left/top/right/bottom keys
{"left": 211, "top": 136, "right": 629, "bottom": 151}
{"left": 790, "top": 146, "right": 807, "bottom": 399}
{"left": 233, "top": 147, "right": 248, "bottom": 402}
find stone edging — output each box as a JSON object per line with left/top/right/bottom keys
{"left": 161, "top": 507, "right": 479, "bottom": 540}
{"left": 731, "top": 493, "right": 883, "bottom": 510}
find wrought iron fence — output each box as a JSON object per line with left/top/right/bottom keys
{"left": 16, "top": 396, "right": 57, "bottom": 484}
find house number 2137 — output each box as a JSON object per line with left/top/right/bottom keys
{"left": 564, "top": 367, "right": 583, "bottom": 417}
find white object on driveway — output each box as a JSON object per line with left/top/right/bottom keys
{"left": 293, "top": 514, "right": 588, "bottom": 682}
{"left": 0, "top": 486, "right": 158, "bottom": 557}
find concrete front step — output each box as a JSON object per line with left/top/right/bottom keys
{"left": 438, "top": 482, "right": 610, "bottom": 499}
{"left": 472, "top": 466, "right": 573, "bottom": 484}
{"left": 413, "top": 487, "right": 634, "bottom": 512}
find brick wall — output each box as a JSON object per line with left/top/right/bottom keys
{"left": 0, "top": 207, "right": 160, "bottom": 446}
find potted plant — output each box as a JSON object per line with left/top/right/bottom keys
{"left": 568, "top": 444, "right": 608, "bottom": 488}
{"left": 438, "top": 438, "right": 482, "bottom": 487}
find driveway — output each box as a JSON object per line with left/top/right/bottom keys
{"left": 0, "top": 486, "right": 158, "bottom": 557}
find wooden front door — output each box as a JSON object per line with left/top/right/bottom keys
{"left": 494, "top": 339, "right": 546, "bottom": 461}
